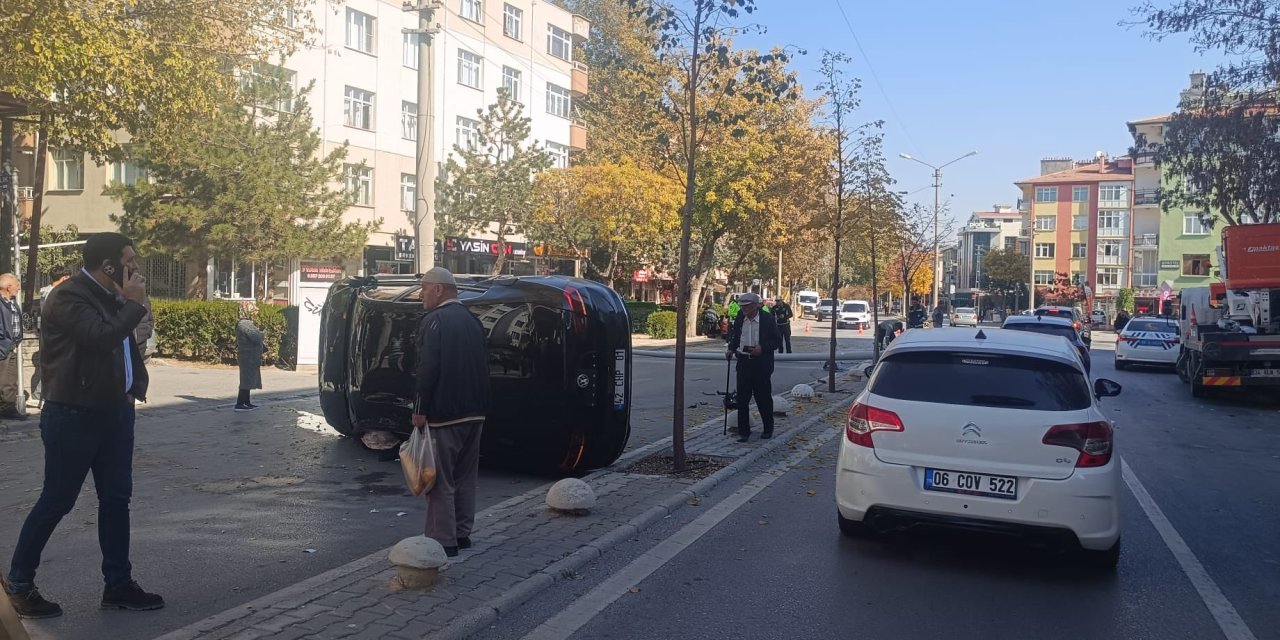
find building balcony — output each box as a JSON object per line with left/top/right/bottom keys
{"left": 1134, "top": 188, "right": 1159, "bottom": 206}
{"left": 1134, "top": 233, "right": 1158, "bottom": 248}
{"left": 1134, "top": 152, "right": 1157, "bottom": 166}
{"left": 572, "top": 14, "right": 592, "bottom": 43}
{"left": 571, "top": 62, "right": 589, "bottom": 98}
{"left": 569, "top": 121, "right": 587, "bottom": 151}
{"left": 1134, "top": 273, "right": 1158, "bottom": 287}
{"left": 1098, "top": 226, "right": 1127, "bottom": 238}
{"left": 1097, "top": 254, "right": 1123, "bottom": 266}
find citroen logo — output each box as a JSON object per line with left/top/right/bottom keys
{"left": 961, "top": 423, "right": 982, "bottom": 437}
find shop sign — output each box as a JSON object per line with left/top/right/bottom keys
{"left": 532, "top": 244, "right": 588, "bottom": 258}
{"left": 1159, "top": 260, "right": 1179, "bottom": 270}
{"left": 394, "top": 234, "right": 416, "bottom": 262}
{"left": 634, "top": 269, "right": 650, "bottom": 283}
{"left": 445, "top": 237, "right": 527, "bottom": 257}
{"left": 299, "top": 262, "right": 343, "bottom": 283}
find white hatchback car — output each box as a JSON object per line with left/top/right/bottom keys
{"left": 950, "top": 306, "right": 978, "bottom": 327}
{"left": 837, "top": 328, "right": 1123, "bottom": 567}
{"left": 1114, "top": 316, "right": 1180, "bottom": 370}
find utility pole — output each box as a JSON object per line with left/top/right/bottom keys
{"left": 931, "top": 167, "right": 940, "bottom": 311}
{"left": 406, "top": 1, "right": 441, "bottom": 272}
{"left": 776, "top": 247, "right": 783, "bottom": 302}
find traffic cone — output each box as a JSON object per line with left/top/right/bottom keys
{"left": 804, "top": 323, "right": 811, "bottom": 333}
{"left": 858, "top": 325, "right": 864, "bottom": 335}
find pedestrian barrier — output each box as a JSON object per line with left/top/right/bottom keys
{"left": 633, "top": 349, "right": 874, "bottom": 361}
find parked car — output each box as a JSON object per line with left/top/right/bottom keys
{"left": 840, "top": 327, "right": 1123, "bottom": 567}
{"left": 816, "top": 298, "right": 840, "bottom": 322}
{"left": 1114, "top": 316, "right": 1180, "bottom": 370}
{"left": 1001, "top": 314, "right": 1091, "bottom": 373}
{"left": 1035, "top": 305, "right": 1091, "bottom": 345}
{"left": 318, "top": 274, "right": 632, "bottom": 473}
{"left": 1090, "top": 309, "right": 1108, "bottom": 327}
{"left": 837, "top": 300, "right": 872, "bottom": 329}
{"left": 950, "top": 306, "right": 979, "bottom": 327}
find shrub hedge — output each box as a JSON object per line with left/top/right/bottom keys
{"left": 152, "top": 300, "right": 294, "bottom": 365}
{"left": 645, "top": 310, "right": 678, "bottom": 339}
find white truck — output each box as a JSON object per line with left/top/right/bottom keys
{"left": 796, "top": 290, "right": 821, "bottom": 318}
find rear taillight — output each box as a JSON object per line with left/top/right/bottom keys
{"left": 846, "top": 402, "right": 904, "bottom": 448}
{"left": 1074, "top": 321, "right": 1081, "bottom": 330}
{"left": 1042, "top": 421, "right": 1113, "bottom": 467}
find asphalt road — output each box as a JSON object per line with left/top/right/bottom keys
{"left": 0, "top": 321, "right": 868, "bottom": 640}
{"left": 473, "top": 332, "right": 1280, "bottom": 640}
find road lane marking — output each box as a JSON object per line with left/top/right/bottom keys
{"left": 521, "top": 422, "right": 843, "bottom": 640}
{"left": 1123, "top": 459, "right": 1257, "bottom": 640}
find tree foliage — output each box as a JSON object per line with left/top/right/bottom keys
{"left": 19, "top": 225, "right": 82, "bottom": 281}
{"left": 980, "top": 248, "right": 1029, "bottom": 296}
{"left": 112, "top": 75, "right": 374, "bottom": 297}
{"left": 528, "top": 161, "right": 681, "bottom": 288}
{"left": 437, "top": 89, "right": 552, "bottom": 275}
{"left": 886, "top": 203, "right": 952, "bottom": 305}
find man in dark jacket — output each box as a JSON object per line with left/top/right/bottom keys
{"left": 0, "top": 273, "right": 27, "bottom": 419}
{"left": 412, "top": 267, "right": 491, "bottom": 557}
{"left": 771, "top": 296, "right": 794, "bottom": 354}
{"left": 725, "top": 293, "right": 782, "bottom": 443}
{"left": 4, "top": 233, "right": 162, "bottom": 619}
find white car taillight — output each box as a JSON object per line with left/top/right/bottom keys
{"left": 1042, "top": 421, "right": 1113, "bottom": 467}
{"left": 846, "top": 402, "right": 905, "bottom": 448}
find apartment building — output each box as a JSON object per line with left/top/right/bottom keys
{"left": 954, "top": 205, "right": 1026, "bottom": 293}
{"left": 9, "top": 0, "right": 591, "bottom": 301}
{"left": 1016, "top": 154, "right": 1135, "bottom": 314}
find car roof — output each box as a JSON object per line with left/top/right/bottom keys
{"left": 1002, "top": 314, "right": 1075, "bottom": 328}
{"left": 1129, "top": 315, "right": 1177, "bottom": 322}
{"left": 884, "top": 327, "right": 1083, "bottom": 371}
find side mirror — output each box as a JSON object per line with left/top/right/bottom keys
{"left": 863, "top": 365, "right": 875, "bottom": 379}
{"left": 1094, "top": 378, "right": 1122, "bottom": 398}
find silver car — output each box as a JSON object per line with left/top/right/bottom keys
{"left": 950, "top": 307, "right": 978, "bottom": 327}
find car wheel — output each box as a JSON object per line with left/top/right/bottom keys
{"left": 1189, "top": 353, "right": 1210, "bottom": 398}
{"left": 1175, "top": 350, "right": 1190, "bottom": 383}
{"left": 837, "top": 510, "right": 874, "bottom": 538}
{"left": 1114, "top": 358, "right": 1127, "bottom": 371}
{"left": 1081, "top": 538, "right": 1120, "bottom": 570}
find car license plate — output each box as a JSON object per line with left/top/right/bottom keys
{"left": 1251, "top": 368, "right": 1280, "bottom": 378}
{"left": 924, "top": 468, "right": 1017, "bottom": 500}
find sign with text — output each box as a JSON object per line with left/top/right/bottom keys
{"left": 633, "top": 269, "right": 650, "bottom": 283}
{"left": 394, "top": 235, "right": 416, "bottom": 262}
{"left": 299, "top": 262, "right": 344, "bottom": 284}
{"left": 1159, "top": 260, "right": 1179, "bottom": 270}
{"left": 444, "top": 237, "right": 528, "bottom": 257}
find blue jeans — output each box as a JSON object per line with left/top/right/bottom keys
{"left": 7, "top": 402, "right": 135, "bottom": 590}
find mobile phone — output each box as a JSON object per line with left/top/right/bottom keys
{"left": 105, "top": 258, "right": 126, "bottom": 287}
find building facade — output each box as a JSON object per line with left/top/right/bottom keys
{"left": 1016, "top": 155, "right": 1135, "bottom": 315}
{"left": 954, "top": 205, "right": 1025, "bottom": 293}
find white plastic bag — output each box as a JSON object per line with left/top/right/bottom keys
{"left": 399, "top": 427, "right": 437, "bottom": 496}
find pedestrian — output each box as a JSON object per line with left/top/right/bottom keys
{"left": 37, "top": 268, "right": 70, "bottom": 301}
{"left": 1113, "top": 309, "right": 1131, "bottom": 333}
{"left": 725, "top": 293, "right": 782, "bottom": 443}
{"left": 931, "top": 305, "right": 944, "bottom": 328}
{"left": 0, "top": 274, "right": 27, "bottom": 421}
{"left": 875, "top": 318, "right": 904, "bottom": 352}
{"left": 4, "top": 233, "right": 162, "bottom": 619}
{"left": 411, "top": 267, "right": 491, "bottom": 557}
{"left": 235, "top": 301, "right": 263, "bottom": 412}
{"left": 726, "top": 295, "right": 741, "bottom": 323}
{"left": 134, "top": 293, "right": 153, "bottom": 360}
{"left": 771, "top": 295, "right": 793, "bottom": 354}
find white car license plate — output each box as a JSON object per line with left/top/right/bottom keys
{"left": 1251, "top": 368, "right": 1280, "bottom": 378}
{"left": 924, "top": 468, "right": 1017, "bottom": 500}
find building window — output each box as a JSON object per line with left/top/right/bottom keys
{"left": 1183, "top": 254, "right": 1211, "bottom": 276}
{"left": 1034, "top": 243, "right": 1055, "bottom": 258}
{"left": 1034, "top": 216, "right": 1056, "bottom": 231}
{"left": 344, "top": 164, "right": 373, "bottom": 206}
{"left": 1072, "top": 243, "right": 1087, "bottom": 258}
{"left": 213, "top": 259, "right": 256, "bottom": 300}
{"left": 1099, "top": 184, "right": 1128, "bottom": 202}
{"left": 458, "top": 50, "right": 482, "bottom": 89}
{"left": 503, "top": 4, "right": 523, "bottom": 40}
{"left": 51, "top": 149, "right": 84, "bottom": 190}
{"left": 345, "top": 8, "right": 375, "bottom": 54}
{"left": 1184, "top": 214, "right": 1209, "bottom": 235}
{"left": 1097, "top": 210, "right": 1126, "bottom": 236}
{"left": 548, "top": 24, "right": 572, "bottom": 61}
{"left": 1072, "top": 215, "right": 1088, "bottom": 230}
{"left": 1097, "top": 268, "right": 1121, "bottom": 287}
{"left": 343, "top": 86, "right": 374, "bottom": 130}
{"left": 239, "top": 62, "right": 297, "bottom": 112}
{"left": 546, "top": 83, "right": 571, "bottom": 118}
{"left": 403, "top": 33, "right": 419, "bottom": 69}
{"left": 1004, "top": 237, "right": 1017, "bottom": 251}
{"left": 401, "top": 101, "right": 417, "bottom": 140}
{"left": 1072, "top": 186, "right": 1089, "bottom": 202}
{"left": 502, "top": 66, "right": 523, "bottom": 100}
{"left": 109, "top": 158, "right": 147, "bottom": 187}
{"left": 547, "top": 141, "right": 569, "bottom": 169}
{"left": 1034, "top": 270, "right": 1055, "bottom": 285}
{"left": 401, "top": 173, "right": 416, "bottom": 212}
{"left": 460, "top": 0, "right": 482, "bottom": 22}
{"left": 1035, "top": 186, "right": 1057, "bottom": 202}
{"left": 456, "top": 116, "right": 479, "bottom": 149}
{"left": 1098, "top": 240, "right": 1123, "bottom": 264}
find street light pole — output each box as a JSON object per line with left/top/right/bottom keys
{"left": 406, "top": 0, "right": 441, "bottom": 272}
{"left": 900, "top": 151, "right": 977, "bottom": 312}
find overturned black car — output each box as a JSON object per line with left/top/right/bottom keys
{"left": 318, "top": 274, "right": 632, "bottom": 473}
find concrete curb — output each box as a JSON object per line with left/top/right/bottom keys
{"left": 434, "top": 389, "right": 860, "bottom": 640}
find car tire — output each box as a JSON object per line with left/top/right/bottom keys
{"left": 837, "top": 510, "right": 874, "bottom": 538}
{"left": 1081, "top": 538, "right": 1121, "bottom": 570}
{"left": 1114, "top": 359, "right": 1127, "bottom": 371}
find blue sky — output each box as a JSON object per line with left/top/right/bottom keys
{"left": 738, "top": 0, "right": 1219, "bottom": 228}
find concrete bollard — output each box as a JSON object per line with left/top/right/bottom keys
{"left": 790, "top": 383, "right": 815, "bottom": 399}
{"left": 546, "top": 478, "right": 597, "bottom": 515}
{"left": 389, "top": 536, "right": 448, "bottom": 590}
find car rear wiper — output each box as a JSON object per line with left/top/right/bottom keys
{"left": 970, "top": 395, "right": 1036, "bottom": 407}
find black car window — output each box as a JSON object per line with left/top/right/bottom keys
{"left": 1035, "top": 308, "right": 1074, "bottom": 319}
{"left": 362, "top": 286, "right": 414, "bottom": 302}
{"left": 1002, "top": 323, "right": 1078, "bottom": 342}
{"left": 1124, "top": 319, "right": 1177, "bottom": 333}
{"left": 870, "top": 350, "right": 1091, "bottom": 411}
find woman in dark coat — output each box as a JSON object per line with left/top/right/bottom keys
{"left": 235, "top": 301, "right": 264, "bottom": 412}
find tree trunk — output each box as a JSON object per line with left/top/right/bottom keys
{"left": 492, "top": 218, "right": 509, "bottom": 275}
{"left": 684, "top": 235, "right": 720, "bottom": 338}
{"left": 23, "top": 116, "right": 49, "bottom": 305}
{"left": 605, "top": 246, "right": 619, "bottom": 290}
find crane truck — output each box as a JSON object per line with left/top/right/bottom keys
{"left": 1175, "top": 222, "right": 1280, "bottom": 398}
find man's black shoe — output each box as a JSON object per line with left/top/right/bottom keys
{"left": 4, "top": 584, "right": 62, "bottom": 619}
{"left": 101, "top": 581, "right": 164, "bottom": 611}
{"left": 0, "top": 412, "right": 28, "bottom": 421}
{"left": 736, "top": 434, "right": 750, "bottom": 443}
{"left": 444, "top": 546, "right": 459, "bottom": 557}
{"left": 761, "top": 431, "right": 774, "bottom": 440}
{"left": 457, "top": 537, "right": 472, "bottom": 550}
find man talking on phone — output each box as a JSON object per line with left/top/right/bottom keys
{"left": 725, "top": 293, "right": 782, "bottom": 443}
{"left": 3, "top": 233, "right": 162, "bottom": 618}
